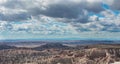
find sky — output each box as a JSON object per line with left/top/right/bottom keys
{"left": 0, "top": 0, "right": 120, "bottom": 40}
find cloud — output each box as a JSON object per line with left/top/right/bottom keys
{"left": 0, "top": 0, "right": 120, "bottom": 35}
{"left": 0, "top": 6, "right": 30, "bottom": 21}
{"left": 0, "top": 15, "right": 78, "bottom": 35}
{"left": 0, "top": 0, "right": 104, "bottom": 22}
{"left": 0, "top": 0, "right": 118, "bottom": 20}
{"left": 110, "top": 0, "right": 120, "bottom": 10}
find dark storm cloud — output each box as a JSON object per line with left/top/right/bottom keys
{"left": 0, "top": 12, "right": 30, "bottom": 21}
{"left": 41, "top": 2, "right": 103, "bottom": 18}
{"left": 0, "top": 0, "right": 120, "bottom": 23}
{"left": 41, "top": 4, "right": 80, "bottom": 19}
{"left": 0, "top": 0, "right": 120, "bottom": 33}
{"left": 111, "top": 0, "right": 120, "bottom": 10}
{"left": 30, "top": 2, "right": 103, "bottom": 20}
{"left": 27, "top": 1, "right": 103, "bottom": 23}
{"left": 0, "top": 0, "right": 104, "bottom": 23}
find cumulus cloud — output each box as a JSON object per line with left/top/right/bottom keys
{"left": 0, "top": 15, "right": 78, "bottom": 35}
{"left": 0, "top": 0, "right": 104, "bottom": 22}
{"left": 0, "top": 0, "right": 120, "bottom": 36}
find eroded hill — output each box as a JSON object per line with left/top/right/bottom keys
{"left": 0, "top": 43, "right": 120, "bottom": 64}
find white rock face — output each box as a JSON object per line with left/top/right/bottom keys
{"left": 111, "top": 62, "right": 120, "bottom": 64}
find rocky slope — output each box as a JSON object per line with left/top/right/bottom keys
{"left": 0, "top": 44, "right": 16, "bottom": 50}
{"left": 0, "top": 44, "right": 120, "bottom": 64}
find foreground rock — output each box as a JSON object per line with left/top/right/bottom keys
{"left": 0, "top": 44, "right": 120, "bottom": 64}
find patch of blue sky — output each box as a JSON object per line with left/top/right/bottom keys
{"left": 113, "top": 10, "right": 120, "bottom": 16}
{"left": 96, "top": 14, "right": 104, "bottom": 18}
{"left": 102, "top": 2, "right": 110, "bottom": 10}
